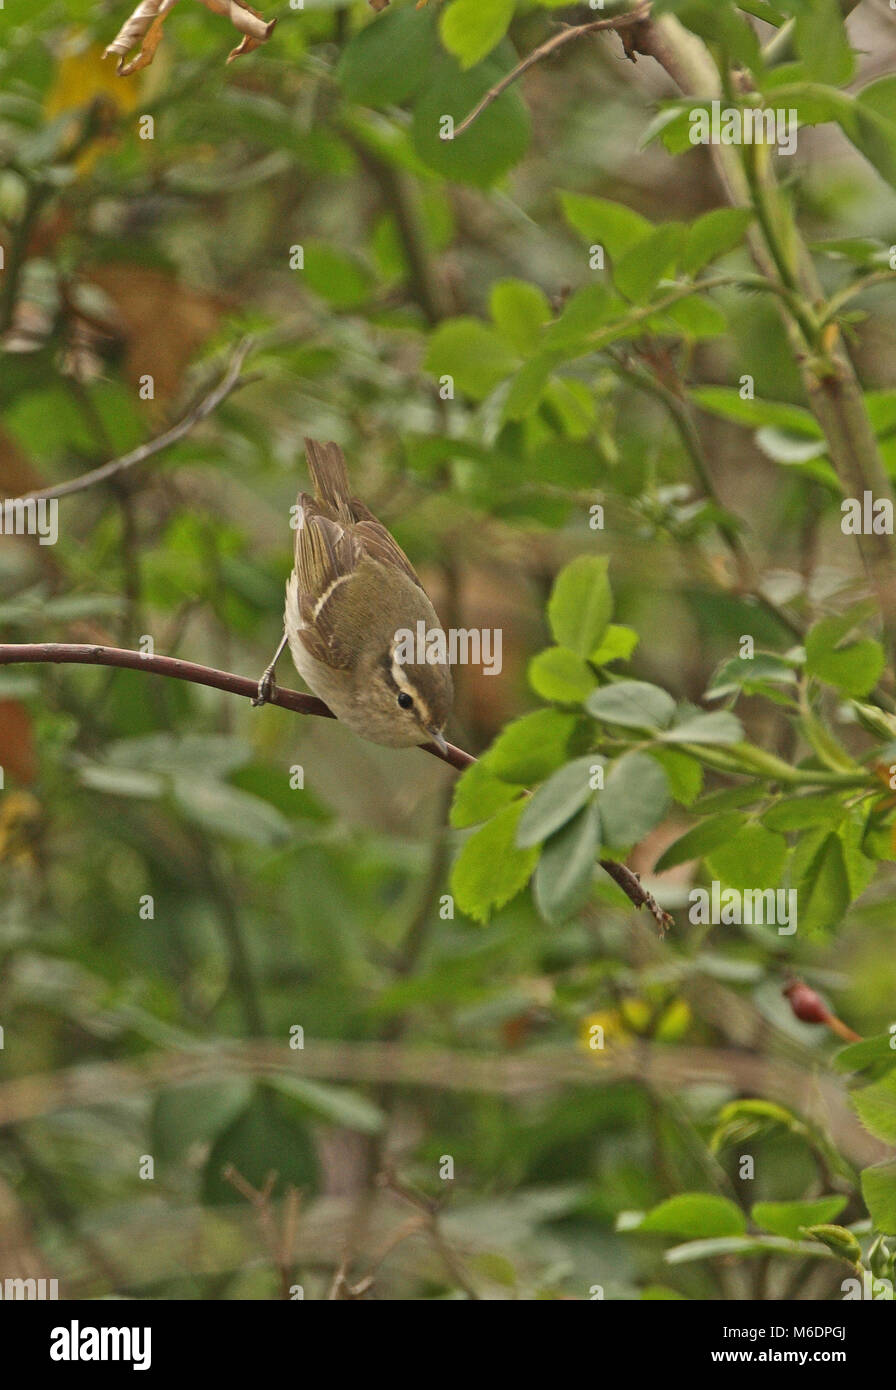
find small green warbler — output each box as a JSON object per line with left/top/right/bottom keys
{"left": 254, "top": 438, "right": 453, "bottom": 752}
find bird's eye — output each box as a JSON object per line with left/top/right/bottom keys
{"left": 397, "top": 692, "right": 414, "bottom": 710}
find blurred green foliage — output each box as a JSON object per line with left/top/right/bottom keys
{"left": 1, "top": 0, "right": 896, "bottom": 1300}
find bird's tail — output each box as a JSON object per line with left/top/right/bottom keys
{"left": 304, "top": 438, "right": 353, "bottom": 519}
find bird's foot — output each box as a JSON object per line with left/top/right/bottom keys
{"left": 253, "top": 667, "right": 277, "bottom": 707}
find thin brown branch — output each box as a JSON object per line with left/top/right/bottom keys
{"left": 0, "top": 642, "right": 474, "bottom": 771}
{"left": 0, "top": 644, "right": 673, "bottom": 916}
{"left": 454, "top": 3, "right": 652, "bottom": 139}
{"left": 8, "top": 338, "right": 255, "bottom": 503}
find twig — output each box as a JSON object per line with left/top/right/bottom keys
{"left": 378, "top": 1170, "right": 479, "bottom": 1300}
{"left": 0, "top": 643, "right": 673, "bottom": 921}
{"left": 7, "top": 338, "right": 256, "bottom": 503}
{"left": 0, "top": 642, "right": 475, "bottom": 771}
{"left": 454, "top": 4, "right": 651, "bottom": 139}
{"left": 597, "top": 859, "right": 672, "bottom": 934}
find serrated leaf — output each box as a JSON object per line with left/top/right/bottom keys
{"left": 589, "top": 624, "right": 639, "bottom": 666}
{"left": 559, "top": 192, "right": 653, "bottom": 259}
{"left": 528, "top": 646, "right": 597, "bottom": 703}
{"left": 489, "top": 278, "right": 551, "bottom": 354}
{"left": 655, "top": 812, "right": 747, "bottom": 872}
{"left": 450, "top": 758, "right": 523, "bottom": 829}
{"left": 547, "top": 555, "right": 612, "bottom": 657}
{"left": 483, "top": 709, "right": 583, "bottom": 784}
{"left": 805, "top": 616, "right": 885, "bottom": 698}
{"left": 834, "top": 1032, "right": 896, "bottom": 1073}
{"left": 586, "top": 680, "right": 676, "bottom": 730}
{"left": 516, "top": 756, "right": 602, "bottom": 848}
{"left": 660, "top": 710, "right": 744, "bottom": 745}
{"left": 853, "top": 1071, "right": 896, "bottom": 1146}
{"left": 637, "top": 1193, "right": 746, "bottom": 1238}
{"left": 791, "top": 829, "right": 851, "bottom": 933}
{"left": 682, "top": 207, "right": 753, "bottom": 275}
{"left": 451, "top": 800, "right": 540, "bottom": 923}
{"left": 752, "top": 1197, "right": 848, "bottom": 1241}
{"left": 705, "top": 823, "right": 788, "bottom": 892}
{"left": 533, "top": 799, "right": 601, "bottom": 924}
{"left": 613, "top": 223, "right": 684, "bottom": 303}
{"left": 861, "top": 1159, "right": 896, "bottom": 1235}
{"left": 424, "top": 318, "right": 518, "bottom": 399}
{"left": 599, "top": 751, "right": 670, "bottom": 847}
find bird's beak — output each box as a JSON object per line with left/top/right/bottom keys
{"left": 427, "top": 729, "right": 449, "bottom": 755}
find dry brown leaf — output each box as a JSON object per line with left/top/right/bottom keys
{"left": 105, "top": 0, "right": 275, "bottom": 75}
{"left": 104, "top": 0, "right": 180, "bottom": 76}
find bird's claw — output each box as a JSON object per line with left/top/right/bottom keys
{"left": 253, "top": 669, "right": 276, "bottom": 707}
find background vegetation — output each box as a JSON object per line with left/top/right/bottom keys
{"left": 1, "top": 0, "right": 896, "bottom": 1300}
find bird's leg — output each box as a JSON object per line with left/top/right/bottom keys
{"left": 253, "top": 631, "right": 288, "bottom": 707}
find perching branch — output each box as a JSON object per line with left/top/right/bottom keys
{"left": 454, "top": 4, "right": 652, "bottom": 139}
{"left": 8, "top": 338, "right": 255, "bottom": 503}
{"left": 0, "top": 641, "right": 669, "bottom": 926}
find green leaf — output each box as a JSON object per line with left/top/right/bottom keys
{"left": 302, "top": 241, "right": 373, "bottom": 308}
{"left": 78, "top": 764, "right": 165, "bottom": 799}
{"left": 528, "top": 646, "right": 597, "bottom": 703}
{"left": 637, "top": 1193, "right": 746, "bottom": 1239}
{"left": 707, "top": 652, "right": 799, "bottom": 698}
{"left": 547, "top": 555, "right": 613, "bottom": 657}
{"left": 853, "top": 1071, "right": 896, "bottom": 1146}
{"left": 450, "top": 758, "right": 523, "bottom": 829}
{"left": 647, "top": 747, "right": 703, "bottom": 806}
{"left": 489, "top": 279, "right": 551, "bottom": 354}
{"left": 483, "top": 708, "right": 584, "bottom": 784}
{"left": 762, "top": 794, "right": 846, "bottom": 831}
{"left": 202, "top": 1091, "right": 320, "bottom": 1205}
{"left": 542, "top": 284, "right": 616, "bottom": 350}
{"left": 752, "top": 1197, "right": 848, "bottom": 1241}
{"left": 337, "top": 7, "right": 437, "bottom": 105}
{"left": 705, "top": 823, "right": 788, "bottom": 892}
{"left": 412, "top": 47, "right": 530, "bottom": 188}
{"left": 682, "top": 207, "right": 753, "bottom": 275}
{"left": 791, "top": 829, "right": 851, "bottom": 934}
{"left": 613, "top": 223, "right": 685, "bottom": 303}
{"left": 559, "top": 192, "right": 653, "bottom": 259}
{"left": 834, "top": 1032, "right": 896, "bottom": 1073}
{"left": 516, "top": 756, "right": 602, "bottom": 848}
{"left": 590, "top": 624, "right": 639, "bottom": 666}
{"left": 424, "top": 318, "right": 518, "bottom": 399}
{"left": 172, "top": 779, "right": 292, "bottom": 847}
{"left": 451, "top": 800, "right": 540, "bottom": 923}
{"left": 805, "top": 615, "right": 885, "bottom": 698}
{"left": 533, "top": 799, "right": 601, "bottom": 924}
{"left": 586, "top": 680, "right": 676, "bottom": 730}
{"left": 691, "top": 386, "right": 822, "bottom": 437}
{"left": 599, "top": 751, "right": 670, "bottom": 848}
{"left": 439, "top": 0, "right": 515, "bottom": 72}
{"left": 791, "top": 0, "right": 855, "bottom": 86}
{"left": 151, "top": 1081, "right": 252, "bottom": 1163}
{"left": 267, "top": 1076, "right": 384, "bottom": 1134}
{"left": 655, "top": 812, "right": 747, "bottom": 872}
{"left": 861, "top": 1159, "right": 896, "bottom": 1235}
{"left": 658, "top": 295, "right": 728, "bottom": 339}
{"left": 660, "top": 710, "right": 744, "bottom": 745}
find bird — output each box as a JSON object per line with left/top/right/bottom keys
{"left": 253, "top": 438, "right": 453, "bottom": 753}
